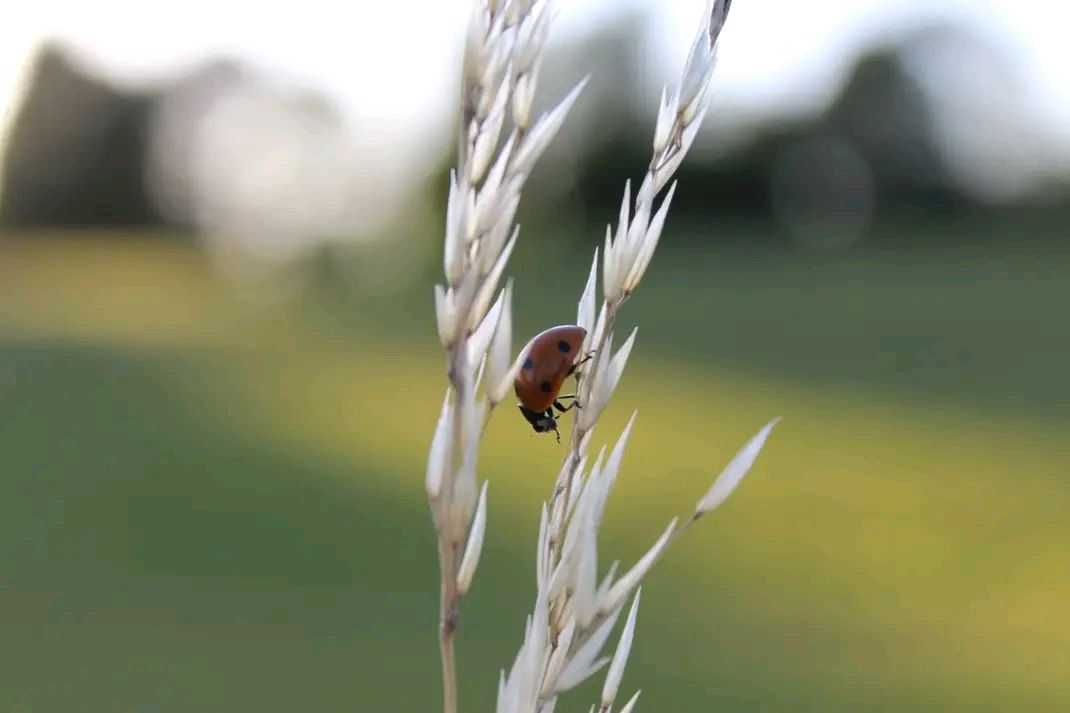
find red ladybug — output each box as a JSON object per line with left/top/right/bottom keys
{"left": 514, "top": 325, "right": 591, "bottom": 441}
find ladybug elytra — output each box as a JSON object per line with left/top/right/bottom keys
{"left": 514, "top": 324, "right": 592, "bottom": 441}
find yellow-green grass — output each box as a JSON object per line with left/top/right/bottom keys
{"left": 1, "top": 238, "right": 1067, "bottom": 711}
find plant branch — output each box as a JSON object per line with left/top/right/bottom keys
{"left": 437, "top": 534, "right": 460, "bottom": 713}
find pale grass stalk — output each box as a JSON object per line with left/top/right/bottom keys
{"left": 495, "top": 2, "right": 781, "bottom": 711}
{"left": 427, "top": 2, "right": 586, "bottom": 712}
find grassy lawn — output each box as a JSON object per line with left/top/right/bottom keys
{"left": 1, "top": 236, "right": 1067, "bottom": 711}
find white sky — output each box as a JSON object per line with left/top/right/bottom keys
{"left": 1, "top": 0, "right": 1069, "bottom": 216}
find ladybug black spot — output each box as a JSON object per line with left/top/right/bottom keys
{"left": 540, "top": 381, "right": 553, "bottom": 393}
{"left": 557, "top": 340, "right": 571, "bottom": 353}
{"left": 523, "top": 357, "right": 534, "bottom": 370}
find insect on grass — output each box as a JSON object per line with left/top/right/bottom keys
{"left": 424, "top": 2, "right": 779, "bottom": 712}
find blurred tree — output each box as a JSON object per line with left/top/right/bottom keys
{"left": 0, "top": 44, "right": 164, "bottom": 227}
{"left": 573, "top": 41, "right": 969, "bottom": 239}
{"left": 821, "top": 48, "right": 965, "bottom": 221}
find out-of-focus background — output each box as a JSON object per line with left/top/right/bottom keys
{"left": 2, "top": 0, "right": 1068, "bottom": 710}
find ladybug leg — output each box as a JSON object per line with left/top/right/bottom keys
{"left": 554, "top": 393, "right": 583, "bottom": 413}
{"left": 567, "top": 351, "right": 596, "bottom": 376}
{"left": 553, "top": 398, "right": 579, "bottom": 414}
{"left": 545, "top": 409, "right": 562, "bottom": 443}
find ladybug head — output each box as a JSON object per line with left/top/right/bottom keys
{"left": 518, "top": 404, "right": 561, "bottom": 442}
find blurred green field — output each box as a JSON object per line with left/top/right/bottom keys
{"left": 1, "top": 235, "right": 1068, "bottom": 711}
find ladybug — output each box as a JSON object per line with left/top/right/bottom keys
{"left": 514, "top": 325, "right": 592, "bottom": 441}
